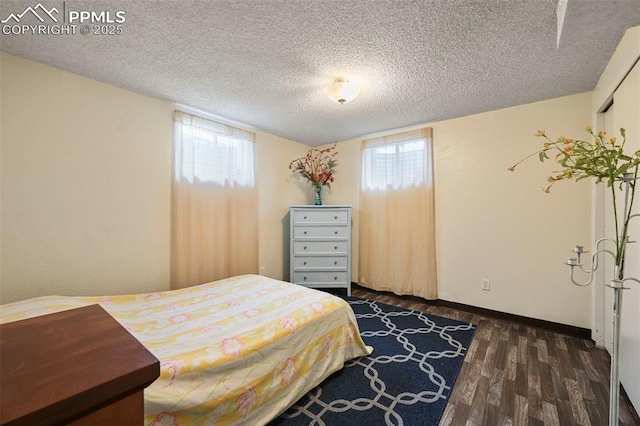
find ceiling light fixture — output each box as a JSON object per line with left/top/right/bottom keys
{"left": 328, "top": 78, "right": 359, "bottom": 104}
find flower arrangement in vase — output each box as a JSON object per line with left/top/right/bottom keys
{"left": 289, "top": 143, "right": 338, "bottom": 205}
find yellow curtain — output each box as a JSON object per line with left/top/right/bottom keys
{"left": 171, "top": 111, "right": 258, "bottom": 289}
{"left": 358, "top": 127, "right": 437, "bottom": 299}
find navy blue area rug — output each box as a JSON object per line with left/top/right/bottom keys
{"left": 270, "top": 297, "right": 476, "bottom": 426}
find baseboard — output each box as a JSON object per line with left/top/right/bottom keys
{"left": 433, "top": 299, "right": 591, "bottom": 340}
{"left": 351, "top": 283, "right": 591, "bottom": 340}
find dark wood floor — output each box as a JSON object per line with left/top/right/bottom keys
{"left": 351, "top": 286, "right": 640, "bottom": 426}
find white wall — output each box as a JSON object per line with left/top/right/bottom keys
{"left": 1, "top": 52, "right": 174, "bottom": 303}
{"left": 435, "top": 93, "right": 592, "bottom": 328}
{"left": 327, "top": 92, "right": 593, "bottom": 328}
{"left": 256, "top": 133, "right": 308, "bottom": 281}
{"left": 0, "top": 53, "right": 310, "bottom": 303}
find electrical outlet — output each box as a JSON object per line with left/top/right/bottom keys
{"left": 259, "top": 267, "right": 265, "bottom": 276}
{"left": 481, "top": 278, "right": 491, "bottom": 291}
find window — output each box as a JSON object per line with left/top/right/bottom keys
{"left": 174, "top": 111, "right": 255, "bottom": 187}
{"left": 362, "top": 136, "right": 427, "bottom": 191}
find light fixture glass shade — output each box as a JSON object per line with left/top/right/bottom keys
{"left": 329, "top": 78, "right": 359, "bottom": 104}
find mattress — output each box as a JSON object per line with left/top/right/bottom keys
{"left": 0, "top": 274, "right": 372, "bottom": 425}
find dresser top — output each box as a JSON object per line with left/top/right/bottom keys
{"left": 290, "top": 205, "right": 351, "bottom": 208}
{"left": 0, "top": 304, "right": 159, "bottom": 425}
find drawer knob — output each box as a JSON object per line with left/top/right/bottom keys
{"left": 334, "top": 246, "right": 338, "bottom": 250}
{"left": 334, "top": 276, "right": 338, "bottom": 280}
{"left": 303, "top": 276, "right": 307, "bottom": 281}
{"left": 334, "top": 261, "right": 338, "bottom": 265}
{"left": 334, "top": 216, "right": 338, "bottom": 220}
{"left": 304, "top": 231, "right": 307, "bottom": 235}
{"left": 304, "top": 216, "right": 307, "bottom": 220}
{"left": 334, "top": 231, "right": 338, "bottom": 235}
{"left": 304, "top": 246, "right": 307, "bottom": 250}
{"left": 303, "top": 261, "right": 307, "bottom": 265}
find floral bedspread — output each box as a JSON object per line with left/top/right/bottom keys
{"left": 0, "top": 274, "right": 372, "bottom": 425}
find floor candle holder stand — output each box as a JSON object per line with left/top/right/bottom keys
{"left": 565, "top": 172, "right": 639, "bottom": 426}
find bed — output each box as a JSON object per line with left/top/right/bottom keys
{"left": 0, "top": 274, "right": 372, "bottom": 425}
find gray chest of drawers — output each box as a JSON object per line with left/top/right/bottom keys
{"left": 289, "top": 205, "right": 352, "bottom": 295}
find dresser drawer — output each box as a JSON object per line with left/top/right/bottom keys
{"left": 293, "top": 241, "right": 348, "bottom": 254}
{"left": 293, "top": 226, "right": 348, "bottom": 239}
{"left": 292, "top": 209, "right": 348, "bottom": 224}
{"left": 293, "top": 256, "right": 348, "bottom": 269}
{"left": 293, "top": 271, "right": 349, "bottom": 284}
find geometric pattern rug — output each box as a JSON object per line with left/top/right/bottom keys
{"left": 270, "top": 296, "right": 476, "bottom": 426}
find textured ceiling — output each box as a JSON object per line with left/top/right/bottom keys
{"left": 1, "top": 0, "right": 639, "bottom": 146}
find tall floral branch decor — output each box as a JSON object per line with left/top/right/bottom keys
{"left": 509, "top": 126, "right": 639, "bottom": 270}
{"left": 289, "top": 143, "right": 338, "bottom": 205}
{"left": 509, "top": 126, "right": 640, "bottom": 426}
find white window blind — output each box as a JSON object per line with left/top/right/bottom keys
{"left": 174, "top": 111, "right": 255, "bottom": 187}
{"left": 362, "top": 130, "right": 428, "bottom": 191}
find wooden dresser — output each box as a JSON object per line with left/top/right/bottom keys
{"left": 290, "top": 205, "right": 352, "bottom": 295}
{"left": 0, "top": 304, "right": 160, "bottom": 425}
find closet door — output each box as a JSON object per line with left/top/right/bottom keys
{"left": 602, "top": 60, "right": 640, "bottom": 410}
